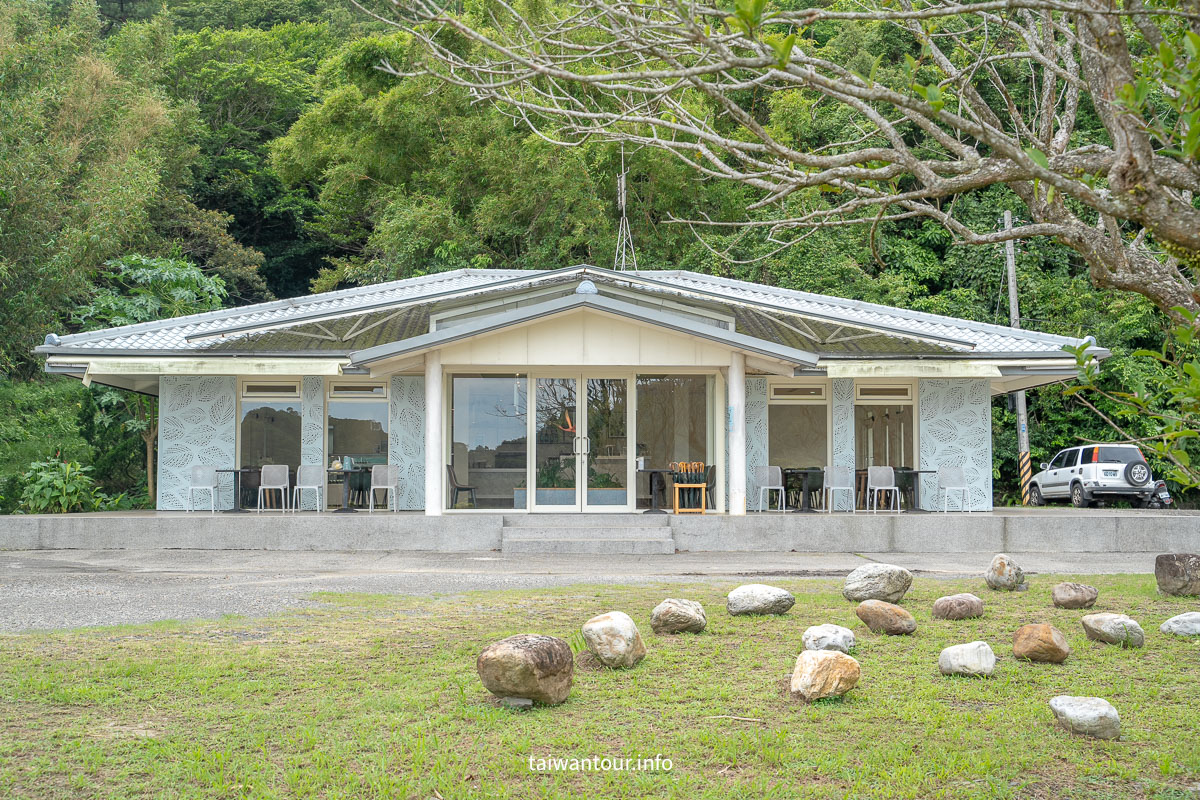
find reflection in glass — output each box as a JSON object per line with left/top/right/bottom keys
{"left": 328, "top": 400, "right": 388, "bottom": 508}
{"left": 586, "top": 378, "right": 628, "bottom": 506}
{"left": 534, "top": 378, "right": 577, "bottom": 507}
{"left": 451, "top": 375, "right": 527, "bottom": 509}
{"left": 854, "top": 405, "right": 914, "bottom": 468}
{"left": 635, "top": 376, "right": 708, "bottom": 508}
{"left": 768, "top": 404, "right": 828, "bottom": 468}
{"left": 240, "top": 402, "right": 301, "bottom": 509}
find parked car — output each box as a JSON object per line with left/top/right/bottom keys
{"left": 1029, "top": 444, "right": 1154, "bottom": 508}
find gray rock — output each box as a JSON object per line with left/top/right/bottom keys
{"left": 1052, "top": 582, "right": 1099, "bottom": 609}
{"left": 1160, "top": 611, "right": 1200, "bottom": 636}
{"left": 938, "top": 641, "right": 996, "bottom": 677}
{"left": 500, "top": 697, "right": 533, "bottom": 710}
{"left": 1049, "top": 695, "right": 1121, "bottom": 740}
{"left": 650, "top": 598, "right": 707, "bottom": 634}
{"left": 802, "top": 623, "right": 856, "bottom": 653}
{"left": 477, "top": 634, "right": 574, "bottom": 705}
{"left": 842, "top": 563, "right": 913, "bottom": 603}
{"left": 932, "top": 593, "right": 984, "bottom": 620}
{"left": 727, "top": 584, "right": 795, "bottom": 616}
{"left": 1155, "top": 554, "right": 1200, "bottom": 596}
{"left": 1081, "top": 613, "right": 1145, "bottom": 648}
{"left": 985, "top": 553, "right": 1026, "bottom": 591}
{"left": 582, "top": 611, "right": 647, "bottom": 668}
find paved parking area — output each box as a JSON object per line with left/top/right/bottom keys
{"left": 0, "top": 549, "right": 1162, "bottom": 633}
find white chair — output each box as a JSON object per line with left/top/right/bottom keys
{"left": 867, "top": 466, "right": 901, "bottom": 513}
{"left": 822, "top": 465, "right": 855, "bottom": 513}
{"left": 257, "top": 464, "right": 290, "bottom": 512}
{"left": 292, "top": 465, "right": 325, "bottom": 512}
{"left": 368, "top": 465, "right": 400, "bottom": 513}
{"left": 938, "top": 465, "right": 972, "bottom": 512}
{"left": 187, "top": 465, "right": 219, "bottom": 514}
{"left": 755, "top": 466, "right": 787, "bottom": 511}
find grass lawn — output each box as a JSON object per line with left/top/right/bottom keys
{"left": 1, "top": 573, "right": 1199, "bottom": 799}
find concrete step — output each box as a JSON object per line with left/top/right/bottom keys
{"left": 502, "top": 513, "right": 668, "bottom": 529}
{"left": 502, "top": 525, "right": 670, "bottom": 540}
{"left": 502, "top": 536, "right": 676, "bottom": 555}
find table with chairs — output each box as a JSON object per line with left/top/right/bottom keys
{"left": 186, "top": 462, "right": 403, "bottom": 512}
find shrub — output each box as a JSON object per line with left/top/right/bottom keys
{"left": 18, "top": 460, "right": 108, "bottom": 514}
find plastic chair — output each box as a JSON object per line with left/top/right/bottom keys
{"left": 938, "top": 465, "right": 971, "bottom": 512}
{"left": 447, "top": 464, "right": 477, "bottom": 508}
{"left": 369, "top": 465, "right": 401, "bottom": 512}
{"left": 188, "top": 465, "right": 219, "bottom": 514}
{"left": 257, "top": 464, "right": 290, "bottom": 512}
{"left": 804, "top": 467, "right": 825, "bottom": 510}
{"left": 755, "top": 466, "right": 787, "bottom": 511}
{"left": 704, "top": 464, "right": 716, "bottom": 510}
{"left": 867, "top": 466, "right": 900, "bottom": 513}
{"left": 822, "top": 466, "right": 855, "bottom": 513}
{"left": 291, "top": 465, "right": 325, "bottom": 512}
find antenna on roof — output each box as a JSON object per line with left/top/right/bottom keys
{"left": 614, "top": 144, "right": 637, "bottom": 272}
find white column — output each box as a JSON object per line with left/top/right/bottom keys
{"left": 728, "top": 351, "right": 747, "bottom": 516}
{"left": 424, "top": 350, "right": 443, "bottom": 516}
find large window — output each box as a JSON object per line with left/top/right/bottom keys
{"left": 855, "top": 405, "right": 915, "bottom": 469}
{"left": 768, "top": 405, "right": 828, "bottom": 468}
{"left": 635, "top": 375, "right": 709, "bottom": 508}
{"left": 451, "top": 375, "right": 528, "bottom": 509}
{"left": 326, "top": 381, "right": 388, "bottom": 509}
{"left": 239, "top": 383, "right": 302, "bottom": 510}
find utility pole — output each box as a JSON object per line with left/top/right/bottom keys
{"left": 1005, "top": 210, "right": 1032, "bottom": 504}
{"left": 614, "top": 144, "right": 637, "bottom": 271}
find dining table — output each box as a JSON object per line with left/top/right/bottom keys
{"left": 638, "top": 468, "right": 673, "bottom": 514}
{"left": 215, "top": 468, "right": 253, "bottom": 513}
{"left": 896, "top": 468, "right": 937, "bottom": 513}
{"left": 783, "top": 468, "right": 824, "bottom": 513}
{"left": 327, "top": 467, "right": 369, "bottom": 513}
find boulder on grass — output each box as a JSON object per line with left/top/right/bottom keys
{"left": 477, "top": 634, "right": 574, "bottom": 705}
{"left": 581, "top": 611, "right": 647, "bottom": 668}
{"left": 855, "top": 599, "right": 916, "bottom": 635}
{"left": 790, "top": 650, "right": 861, "bottom": 702}
{"left": 1012, "top": 623, "right": 1070, "bottom": 663}
{"left": 1160, "top": 612, "right": 1200, "bottom": 636}
{"left": 727, "top": 584, "right": 795, "bottom": 616}
{"left": 802, "top": 624, "right": 856, "bottom": 653}
{"left": 938, "top": 641, "right": 996, "bottom": 677}
{"left": 932, "top": 593, "right": 984, "bottom": 620}
{"left": 1051, "top": 582, "right": 1099, "bottom": 609}
{"left": 1081, "top": 613, "right": 1145, "bottom": 648}
{"left": 985, "top": 554, "right": 1026, "bottom": 591}
{"left": 1155, "top": 554, "right": 1200, "bottom": 596}
{"left": 842, "top": 563, "right": 913, "bottom": 603}
{"left": 1049, "top": 696, "right": 1121, "bottom": 740}
{"left": 650, "top": 598, "right": 707, "bottom": 634}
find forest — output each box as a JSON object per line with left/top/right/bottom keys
{"left": 0, "top": 0, "right": 1196, "bottom": 511}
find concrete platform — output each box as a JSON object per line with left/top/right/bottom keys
{"left": 0, "top": 507, "right": 1196, "bottom": 552}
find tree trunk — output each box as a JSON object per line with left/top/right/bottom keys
{"left": 144, "top": 433, "right": 155, "bottom": 504}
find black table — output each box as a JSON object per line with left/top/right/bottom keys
{"left": 896, "top": 468, "right": 937, "bottom": 513}
{"left": 784, "top": 468, "right": 824, "bottom": 513}
{"left": 639, "top": 469, "right": 672, "bottom": 514}
{"left": 327, "top": 467, "right": 369, "bottom": 513}
{"left": 216, "top": 468, "right": 253, "bottom": 513}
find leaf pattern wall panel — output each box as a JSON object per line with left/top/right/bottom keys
{"left": 918, "top": 378, "right": 993, "bottom": 510}
{"left": 299, "top": 376, "right": 325, "bottom": 510}
{"left": 745, "top": 377, "right": 768, "bottom": 507}
{"left": 389, "top": 375, "right": 426, "bottom": 510}
{"left": 831, "top": 378, "right": 855, "bottom": 511}
{"left": 157, "top": 376, "right": 236, "bottom": 510}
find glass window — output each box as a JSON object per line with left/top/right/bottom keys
{"left": 1081, "top": 446, "right": 1141, "bottom": 464}
{"left": 240, "top": 401, "right": 302, "bottom": 508}
{"left": 854, "top": 405, "right": 914, "bottom": 469}
{"left": 635, "top": 375, "right": 708, "bottom": 508}
{"left": 452, "top": 375, "right": 527, "bottom": 509}
{"left": 769, "top": 405, "right": 828, "bottom": 468}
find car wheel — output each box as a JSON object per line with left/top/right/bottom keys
{"left": 1070, "top": 482, "right": 1089, "bottom": 508}
{"left": 1029, "top": 484, "right": 1044, "bottom": 506}
{"left": 1124, "top": 460, "right": 1151, "bottom": 486}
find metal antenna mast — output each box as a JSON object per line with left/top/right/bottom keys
{"left": 614, "top": 145, "right": 637, "bottom": 271}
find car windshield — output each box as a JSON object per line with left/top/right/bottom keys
{"left": 1081, "top": 446, "right": 1141, "bottom": 464}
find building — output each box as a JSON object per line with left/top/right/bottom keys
{"left": 37, "top": 266, "right": 1104, "bottom": 514}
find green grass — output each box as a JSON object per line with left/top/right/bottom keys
{"left": 1, "top": 574, "right": 1199, "bottom": 798}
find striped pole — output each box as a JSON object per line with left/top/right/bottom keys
{"left": 1018, "top": 447, "right": 1032, "bottom": 505}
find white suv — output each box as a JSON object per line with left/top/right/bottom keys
{"left": 1029, "top": 444, "right": 1153, "bottom": 508}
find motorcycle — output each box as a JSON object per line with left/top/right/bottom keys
{"left": 1146, "top": 480, "right": 1173, "bottom": 509}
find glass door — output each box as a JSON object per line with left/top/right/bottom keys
{"left": 583, "top": 377, "right": 630, "bottom": 511}
{"left": 531, "top": 377, "right": 579, "bottom": 510}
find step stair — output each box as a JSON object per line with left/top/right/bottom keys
{"left": 501, "top": 514, "right": 675, "bottom": 554}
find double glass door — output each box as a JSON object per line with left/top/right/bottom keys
{"left": 531, "top": 374, "right": 632, "bottom": 512}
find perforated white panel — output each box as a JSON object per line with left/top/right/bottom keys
{"left": 157, "top": 376, "right": 236, "bottom": 510}
{"left": 298, "top": 376, "right": 325, "bottom": 510}
{"left": 831, "top": 378, "right": 855, "bottom": 511}
{"left": 745, "top": 377, "right": 768, "bottom": 510}
{"left": 389, "top": 375, "right": 426, "bottom": 510}
{"left": 919, "top": 378, "right": 993, "bottom": 510}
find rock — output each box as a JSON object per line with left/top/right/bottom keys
{"left": 1051, "top": 582, "right": 1099, "bottom": 609}
{"left": 1081, "top": 613, "right": 1145, "bottom": 648}
{"left": 985, "top": 553, "right": 1026, "bottom": 591}
{"left": 727, "top": 584, "right": 795, "bottom": 616}
{"left": 1155, "top": 553, "right": 1200, "bottom": 596}
{"left": 790, "top": 650, "right": 861, "bottom": 701}
{"left": 477, "top": 634, "right": 574, "bottom": 705}
{"left": 802, "top": 624, "right": 856, "bottom": 653}
{"left": 500, "top": 697, "right": 533, "bottom": 710}
{"left": 932, "top": 593, "right": 985, "bottom": 620}
{"left": 650, "top": 598, "right": 707, "bottom": 634}
{"left": 842, "top": 563, "right": 913, "bottom": 603}
{"left": 1012, "top": 623, "right": 1070, "bottom": 663}
{"left": 938, "top": 641, "right": 996, "bottom": 677}
{"left": 1049, "top": 696, "right": 1121, "bottom": 740}
{"left": 855, "top": 599, "right": 917, "bottom": 635}
{"left": 1160, "top": 611, "right": 1200, "bottom": 636}
{"left": 581, "top": 611, "right": 647, "bottom": 668}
